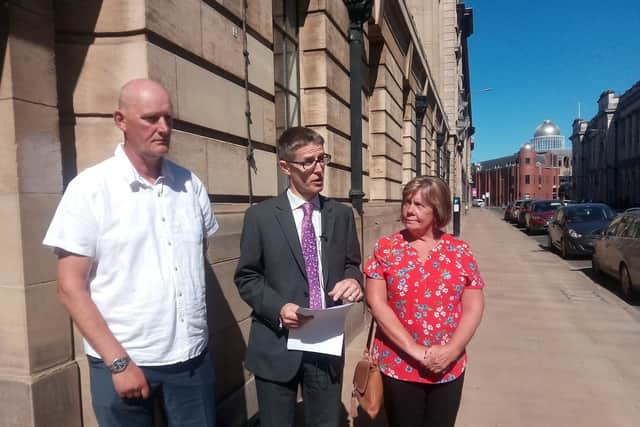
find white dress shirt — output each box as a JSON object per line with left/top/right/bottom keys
{"left": 287, "top": 189, "right": 326, "bottom": 309}
{"left": 43, "top": 144, "right": 218, "bottom": 365}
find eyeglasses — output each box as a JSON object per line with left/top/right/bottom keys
{"left": 287, "top": 153, "right": 332, "bottom": 170}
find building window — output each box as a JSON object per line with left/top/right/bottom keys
{"left": 525, "top": 158, "right": 531, "bottom": 164}
{"left": 538, "top": 176, "right": 542, "bottom": 185}
{"left": 525, "top": 175, "right": 530, "bottom": 184}
{"left": 273, "top": 0, "right": 301, "bottom": 191}
{"left": 273, "top": 0, "right": 301, "bottom": 137}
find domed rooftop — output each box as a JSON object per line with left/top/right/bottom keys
{"left": 533, "top": 120, "right": 561, "bottom": 137}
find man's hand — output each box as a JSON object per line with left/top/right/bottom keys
{"left": 112, "top": 362, "right": 150, "bottom": 400}
{"left": 423, "top": 345, "right": 460, "bottom": 374}
{"left": 328, "top": 278, "right": 363, "bottom": 303}
{"left": 279, "top": 303, "right": 313, "bottom": 329}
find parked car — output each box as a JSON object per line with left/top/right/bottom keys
{"left": 504, "top": 202, "right": 514, "bottom": 220}
{"left": 526, "top": 199, "right": 564, "bottom": 234}
{"left": 510, "top": 200, "right": 524, "bottom": 223}
{"left": 547, "top": 203, "right": 617, "bottom": 259}
{"left": 472, "top": 198, "right": 485, "bottom": 208}
{"left": 518, "top": 199, "right": 537, "bottom": 227}
{"left": 592, "top": 208, "right": 640, "bottom": 300}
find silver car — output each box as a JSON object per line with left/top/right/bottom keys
{"left": 592, "top": 208, "right": 640, "bottom": 300}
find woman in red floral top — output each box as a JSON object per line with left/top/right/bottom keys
{"left": 365, "top": 176, "right": 485, "bottom": 427}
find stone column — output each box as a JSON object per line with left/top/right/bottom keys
{"left": 0, "top": 1, "right": 81, "bottom": 426}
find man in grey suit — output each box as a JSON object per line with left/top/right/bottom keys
{"left": 234, "top": 126, "right": 363, "bottom": 427}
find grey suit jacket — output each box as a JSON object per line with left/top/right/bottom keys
{"left": 234, "top": 192, "right": 362, "bottom": 382}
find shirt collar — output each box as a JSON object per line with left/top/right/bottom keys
{"left": 286, "top": 189, "right": 320, "bottom": 211}
{"left": 114, "top": 143, "right": 173, "bottom": 188}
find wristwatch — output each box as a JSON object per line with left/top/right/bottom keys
{"left": 108, "top": 356, "right": 131, "bottom": 374}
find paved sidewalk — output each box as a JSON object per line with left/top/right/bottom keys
{"left": 343, "top": 208, "right": 640, "bottom": 426}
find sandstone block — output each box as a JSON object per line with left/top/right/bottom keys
{"left": 206, "top": 259, "right": 251, "bottom": 331}
{"left": 371, "top": 156, "right": 402, "bottom": 181}
{"left": 146, "top": 0, "right": 202, "bottom": 56}
{"left": 308, "top": 0, "right": 349, "bottom": 38}
{"left": 217, "top": 0, "right": 273, "bottom": 43}
{"left": 147, "top": 43, "right": 179, "bottom": 113}
{"left": 0, "top": 287, "right": 29, "bottom": 373}
{"left": 206, "top": 139, "right": 277, "bottom": 197}
{"left": 20, "top": 193, "right": 62, "bottom": 286}
{"left": 0, "top": 193, "right": 24, "bottom": 288}
{"left": 201, "top": 6, "right": 274, "bottom": 95}
{"left": 215, "top": 370, "right": 259, "bottom": 427}
{"left": 0, "top": 375, "right": 32, "bottom": 426}
{"left": 5, "top": 5, "right": 58, "bottom": 106}
{"left": 373, "top": 67, "right": 403, "bottom": 110}
{"left": 212, "top": 318, "right": 251, "bottom": 399}
{"left": 25, "top": 282, "right": 73, "bottom": 373}
{"left": 56, "top": 36, "right": 148, "bottom": 115}
{"left": 369, "top": 178, "right": 402, "bottom": 201}
{"left": 301, "top": 89, "right": 350, "bottom": 136}
{"left": 176, "top": 58, "right": 275, "bottom": 144}
{"left": 55, "top": 0, "right": 145, "bottom": 33}
{"left": 301, "top": 51, "right": 349, "bottom": 105}
{"left": 370, "top": 88, "right": 403, "bottom": 125}
{"left": 167, "top": 130, "right": 208, "bottom": 189}
{"left": 0, "top": 101, "right": 18, "bottom": 194}
{"left": 12, "top": 101, "right": 62, "bottom": 194}
{"left": 323, "top": 166, "right": 351, "bottom": 199}
{"left": 76, "top": 357, "right": 98, "bottom": 427}
{"left": 370, "top": 133, "right": 402, "bottom": 159}
{"left": 207, "top": 211, "right": 244, "bottom": 264}
{"left": 32, "top": 363, "right": 82, "bottom": 427}
{"left": 68, "top": 117, "right": 121, "bottom": 173}
{"left": 300, "top": 12, "right": 349, "bottom": 71}
{"left": 369, "top": 110, "right": 402, "bottom": 145}
{"left": 380, "top": 45, "right": 403, "bottom": 90}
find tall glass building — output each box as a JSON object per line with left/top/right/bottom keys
{"left": 530, "top": 119, "right": 565, "bottom": 152}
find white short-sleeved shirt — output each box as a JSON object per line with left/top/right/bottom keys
{"left": 43, "top": 144, "right": 218, "bottom": 365}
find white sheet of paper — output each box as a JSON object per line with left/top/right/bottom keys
{"left": 286, "top": 303, "right": 355, "bottom": 356}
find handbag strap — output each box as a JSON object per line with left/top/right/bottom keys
{"left": 364, "top": 316, "right": 377, "bottom": 355}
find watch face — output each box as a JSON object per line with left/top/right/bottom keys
{"left": 110, "top": 357, "right": 129, "bottom": 373}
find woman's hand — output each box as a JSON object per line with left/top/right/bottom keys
{"left": 423, "top": 345, "right": 461, "bottom": 374}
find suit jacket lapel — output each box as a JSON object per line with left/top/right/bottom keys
{"left": 320, "top": 196, "right": 334, "bottom": 286}
{"left": 274, "top": 193, "right": 307, "bottom": 278}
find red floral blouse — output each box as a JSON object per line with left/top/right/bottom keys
{"left": 364, "top": 231, "right": 485, "bottom": 384}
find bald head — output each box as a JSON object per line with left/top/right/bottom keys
{"left": 114, "top": 79, "right": 173, "bottom": 164}
{"left": 118, "top": 79, "right": 171, "bottom": 111}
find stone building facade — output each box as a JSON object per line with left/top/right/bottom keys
{"left": 571, "top": 83, "right": 640, "bottom": 209}
{"left": 0, "top": 1, "right": 474, "bottom": 425}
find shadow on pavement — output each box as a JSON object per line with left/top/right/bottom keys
{"left": 573, "top": 266, "right": 640, "bottom": 307}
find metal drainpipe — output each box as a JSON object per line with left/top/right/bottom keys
{"left": 415, "top": 96, "right": 428, "bottom": 177}
{"left": 344, "top": 1, "right": 371, "bottom": 216}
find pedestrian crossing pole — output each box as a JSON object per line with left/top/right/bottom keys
{"left": 453, "top": 196, "right": 461, "bottom": 236}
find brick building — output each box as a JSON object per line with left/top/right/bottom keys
{"left": 473, "top": 143, "right": 561, "bottom": 206}
{"left": 0, "top": 1, "right": 475, "bottom": 425}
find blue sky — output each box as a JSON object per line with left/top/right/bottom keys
{"left": 466, "top": 0, "right": 640, "bottom": 162}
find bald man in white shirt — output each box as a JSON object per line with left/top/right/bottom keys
{"left": 43, "top": 79, "right": 218, "bottom": 427}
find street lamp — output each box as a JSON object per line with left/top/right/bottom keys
{"left": 344, "top": 0, "right": 372, "bottom": 215}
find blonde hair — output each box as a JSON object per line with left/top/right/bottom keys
{"left": 402, "top": 176, "right": 452, "bottom": 229}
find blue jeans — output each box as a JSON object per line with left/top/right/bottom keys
{"left": 88, "top": 349, "right": 216, "bottom": 427}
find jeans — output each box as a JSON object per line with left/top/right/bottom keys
{"left": 88, "top": 349, "right": 216, "bottom": 427}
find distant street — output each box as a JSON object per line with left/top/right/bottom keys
{"left": 453, "top": 207, "right": 640, "bottom": 427}
{"left": 485, "top": 207, "right": 640, "bottom": 321}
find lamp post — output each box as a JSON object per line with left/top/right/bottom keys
{"left": 344, "top": 0, "right": 372, "bottom": 215}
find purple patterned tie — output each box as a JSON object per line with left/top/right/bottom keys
{"left": 301, "top": 202, "right": 322, "bottom": 309}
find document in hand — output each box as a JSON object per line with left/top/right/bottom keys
{"left": 287, "top": 303, "right": 355, "bottom": 356}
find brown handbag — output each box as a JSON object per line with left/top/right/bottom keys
{"left": 350, "top": 318, "right": 383, "bottom": 419}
